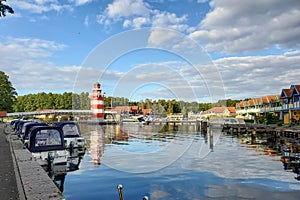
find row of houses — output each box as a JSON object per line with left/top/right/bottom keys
{"left": 199, "top": 84, "right": 300, "bottom": 124}
{"left": 235, "top": 84, "right": 300, "bottom": 123}
{"left": 235, "top": 95, "right": 281, "bottom": 120}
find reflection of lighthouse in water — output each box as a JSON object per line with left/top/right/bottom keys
{"left": 91, "top": 82, "right": 105, "bottom": 122}
{"left": 89, "top": 125, "right": 104, "bottom": 165}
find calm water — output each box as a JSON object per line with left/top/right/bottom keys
{"left": 61, "top": 123, "right": 300, "bottom": 200}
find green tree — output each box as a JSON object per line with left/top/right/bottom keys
{"left": 167, "top": 100, "right": 173, "bottom": 114}
{"left": 0, "top": 0, "right": 14, "bottom": 17}
{"left": 79, "top": 92, "right": 90, "bottom": 109}
{"left": 0, "top": 71, "right": 17, "bottom": 112}
{"left": 172, "top": 100, "right": 181, "bottom": 113}
{"left": 145, "top": 98, "right": 152, "bottom": 109}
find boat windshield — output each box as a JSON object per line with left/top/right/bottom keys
{"left": 35, "top": 129, "right": 62, "bottom": 147}
{"left": 62, "top": 124, "right": 80, "bottom": 136}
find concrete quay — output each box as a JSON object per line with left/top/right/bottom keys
{"left": 0, "top": 124, "right": 65, "bottom": 200}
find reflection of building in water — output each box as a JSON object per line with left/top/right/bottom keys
{"left": 89, "top": 125, "right": 104, "bottom": 165}
{"left": 115, "top": 125, "right": 129, "bottom": 141}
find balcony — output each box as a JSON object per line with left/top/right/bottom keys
{"left": 237, "top": 101, "right": 300, "bottom": 114}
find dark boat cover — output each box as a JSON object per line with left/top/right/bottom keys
{"left": 56, "top": 122, "right": 81, "bottom": 138}
{"left": 29, "top": 126, "right": 65, "bottom": 153}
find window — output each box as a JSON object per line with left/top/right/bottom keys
{"left": 35, "top": 129, "right": 62, "bottom": 147}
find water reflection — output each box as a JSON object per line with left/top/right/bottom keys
{"left": 43, "top": 148, "right": 86, "bottom": 193}
{"left": 62, "top": 123, "right": 300, "bottom": 199}
{"left": 89, "top": 125, "right": 104, "bottom": 165}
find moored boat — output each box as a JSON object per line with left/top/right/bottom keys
{"left": 56, "top": 121, "right": 86, "bottom": 155}
{"left": 27, "top": 126, "right": 68, "bottom": 170}
{"left": 21, "top": 121, "right": 48, "bottom": 147}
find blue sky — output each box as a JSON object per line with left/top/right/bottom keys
{"left": 1, "top": 0, "right": 300, "bottom": 102}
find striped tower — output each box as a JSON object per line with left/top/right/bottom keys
{"left": 91, "top": 83, "right": 104, "bottom": 122}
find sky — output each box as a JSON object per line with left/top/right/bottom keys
{"left": 0, "top": 0, "right": 300, "bottom": 103}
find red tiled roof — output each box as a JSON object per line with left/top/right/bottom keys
{"left": 227, "top": 107, "right": 236, "bottom": 113}
{"left": 112, "top": 106, "right": 131, "bottom": 114}
{"left": 0, "top": 111, "right": 7, "bottom": 117}
{"left": 204, "top": 107, "right": 235, "bottom": 114}
{"left": 293, "top": 85, "right": 300, "bottom": 94}
{"left": 267, "top": 95, "right": 280, "bottom": 102}
{"left": 261, "top": 96, "right": 269, "bottom": 104}
{"left": 253, "top": 98, "right": 261, "bottom": 104}
{"left": 282, "top": 89, "right": 292, "bottom": 98}
{"left": 211, "top": 107, "right": 226, "bottom": 113}
{"left": 142, "top": 109, "right": 151, "bottom": 115}
{"left": 236, "top": 101, "right": 244, "bottom": 108}
{"left": 248, "top": 99, "right": 255, "bottom": 106}
{"left": 131, "top": 106, "right": 138, "bottom": 110}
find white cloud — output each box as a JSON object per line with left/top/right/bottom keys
{"left": 147, "top": 28, "right": 179, "bottom": 46}
{"left": 72, "top": 0, "right": 92, "bottom": 6}
{"left": 2, "top": 36, "right": 298, "bottom": 101}
{"left": 10, "top": 0, "right": 73, "bottom": 13}
{"left": 10, "top": 0, "right": 92, "bottom": 14}
{"left": 197, "top": 0, "right": 208, "bottom": 3}
{"left": 106, "top": 0, "right": 151, "bottom": 18}
{"left": 284, "top": 50, "right": 300, "bottom": 57}
{"left": 189, "top": 0, "right": 300, "bottom": 53}
{"left": 151, "top": 10, "right": 188, "bottom": 31}
{"left": 98, "top": 0, "right": 189, "bottom": 32}
{"left": 98, "top": 0, "right": 151, "bottom": 26}
{"left": 84, "top": 15, "right": 89, "bottom": 27}
{"left": 0, "top": 37, "right": 81, "bottom": 94}
{"left": 123, "top": 17, "right": 150, "bottom": 28}
{"left": 119, "top": 52, "right": 300, "bottom": 101}
{"left": 214, "top": 53, "right": 300, "bottom": 98}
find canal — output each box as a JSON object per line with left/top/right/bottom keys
{"left": 61, "top": 123, "right": 300, "bottom": 199}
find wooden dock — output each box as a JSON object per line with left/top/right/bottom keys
{"left": 221, "top": 123, "right": 300, "bottom": 141}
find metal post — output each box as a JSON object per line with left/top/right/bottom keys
{"left": 118, "top": 184, "right": 124, "bottom": 200}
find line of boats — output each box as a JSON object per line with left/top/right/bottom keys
{"left": 8, "top": 119, "right": 86, "bottom": 178}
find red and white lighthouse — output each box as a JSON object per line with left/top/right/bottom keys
{"left": 91, "top": 82, "right": 105, "bottom": 122}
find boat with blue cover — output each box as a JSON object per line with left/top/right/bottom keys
{"left": 27, "top": 126, "right": 68, "bottom": 170}
{"left": 56, "top": 121, "right": 86, "bottom": 155}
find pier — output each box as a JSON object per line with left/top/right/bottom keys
{"left": 222, "top": 123, "right": 300, "bottom": 140}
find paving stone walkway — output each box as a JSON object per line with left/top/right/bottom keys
{"left": 0, "top": 124, "right": 19, "bottom": 200}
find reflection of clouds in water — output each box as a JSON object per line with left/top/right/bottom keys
{"left": 205, "top": 182, "right": 300, "bottom": 200}
{"left": 101, "top": 124, "right": 198, "bottom": 173}
{"left": 181, "top": 131, "right": 299, "bottom": 189}
{"left": 102, "top": 136, "right": 194, "bottom": 173}
{"left": 150, "top": 189, "right": 170, "bottom": 199}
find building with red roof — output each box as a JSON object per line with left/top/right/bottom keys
{"left": 201, "top": 106, "right": 236, "bottom": 118}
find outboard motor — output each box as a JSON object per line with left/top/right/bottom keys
{"left": 69, "top": 141, "right": 75, "bottom": 156}
{"left": 47, "top": 151, "right": 55, "bottom": 172}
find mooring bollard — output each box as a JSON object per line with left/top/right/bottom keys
{"left": 196, "top": 120, "right": 201, "bottom": 132}
{"left": 209, "top": 128, "right": 213, "bottom": 151}
{"left": 118, "top": 184, "right": 124, "bottom": 200}
{"left": 251, "top": 130, "right": 256, "bottom": 144}
{"left": 202, "top": 121, "right": 208, "bottom": 134}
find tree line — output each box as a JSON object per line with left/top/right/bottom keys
{"left": 0, "top": 70, "right": 240, "bottom": 114}
{"left": 12, "top": 92, "right": 91, "bottom": 112}
{"left": 11, "top": 92, "right": 239, "bottom": 115}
